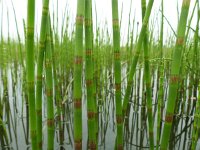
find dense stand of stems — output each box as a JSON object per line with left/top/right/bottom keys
{"left": 122, "top": 0, "right": 155, "bottom": 118}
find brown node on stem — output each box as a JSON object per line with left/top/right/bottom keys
{"left": 115, "top": 83, "right": 121, "bottom": 91}
{"left": 114, "top": 52, "right": 120, "bottom": 59}
{"left": 76, "top": 15, "right": 84, "bottom": 24}
{"left": 31, "top": 130, "right": 37, "bottom": 139}
{"left": 117, "top": 144, "right": 123, "bottom": 150}
{"left": 47, "top": 119, "right": 54, "bottom": 126}
{"left": 116, "top": 115, "right": 123, "bottom": 124}
{"left": 86, "top": 79, "right": 93, "bottom": 86}
{"left": 74, "top": 98, "right": 82, "bottom": 109}
{"left": 74, "top": 56, "right": 83, "bottom": 65}
{"left": 176, "top": 37, "right": 184, "bottom": 45}
{"left": 86, "top": 49, "right": 92, "bottom": 56}
{"left": 75, "top": 139, "right": 82, "bottom": 150}
{"left": 89, "top": 141, "right": 97, "bottom": 150}
{"left": 42, "top": 6, "right": 49, "bottom": 15}
{"left": 165, "top": 113, "right": 174, "bottom": 123}
{"left": 85, "top": 19, "right": 92, "bottom": 26}
{"left": 88, "top": 111, "right": 95, "bottom": 119}
{"left": 46, "top": 89, "right": 53, "bottom": 97}
{"left": 170, "top": 75, "right": 180, "bottom": 84}
{"left": 37, "top": 109, "right": 42, "bottom": 116}
{"left": 112, "top": 19, "right": 119, "bottom": 26}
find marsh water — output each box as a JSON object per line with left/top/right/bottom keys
{"left": 0, "top": 64, "right": 200, "bottom": 150}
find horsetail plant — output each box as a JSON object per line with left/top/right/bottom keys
{"left": 73, "top": 0, "right": 85, "bottom": 149}
{"left": 85, "top": 0, "right": 97, "bottom": 149}
{"left": 45, "top": 17, "right": 55, "bottom": 150}
{"left": 35, "top": 0, "right": 50, "bottom": 148}
{"left": 141, "top": 0, "right": 154, "bottom": 149}
{"left": 160, "top": 0, "right": 191, "bottom": 149}
{"left": 111, "top": 0, "right": 123, "bottom": 149}
{"left": 122, "top": 0, "right": 155, "bottom": 118}
{"left": 157, "top": 0, "right": 164, "bottom": 148}
{"left": 26, "top": 0, "right": 37, "bottom": 149}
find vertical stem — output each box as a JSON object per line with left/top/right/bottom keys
{"left": 111, "top": 0, "right": 123, "bottom": 149}
{"left": 26, "top": 0, "right": 36, "bottom": 149}
{"left": 45, "top": 17, "right": 55, "bottom": 150}
{"left": 141, "top": 0, "right": 154, "bottom": 149}
{"left": 160, "top": 0, "right": 191, "bottom": 149}
{"left": 85, "top": 0, "right": 97, "bottom": 149}
{"left": 73, "top": 0, "right": 85, "bottom": 149}
{"left": 35, "top": 0, "right": 50, "bottom": 149}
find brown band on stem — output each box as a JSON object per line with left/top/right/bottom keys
{"left": 56, "top": 115, "right": 61, "bottom": 121}
{"left": 75, "top": 139, "right": 82, "bottom": 150}
{"left": 89, "top": 141, "right": 97, "bottom": 150}
{"left": 74, "top": 98, "right": 82, "bottom": 109}
{"left": 85, "top": 19, "right": 92, "bottom": 26}
{"left": 27, "top": 27, "right": 34, "bottom": 36}
{"left": 36, "top": 75, "right": 43, "bottom": 80}
{"left": 147, "top": 107, "right": 152, "bottom": 113}
{"left": 117, "top": 144, "right": 123, "bottom": 150}
{"left": 176, "top": 37, "right": 184, "bottom": 45}
{"left": 146, "top": 82, "right": 151, "bottom": 88}
{"left": 47, "top": 119, "right": 54, "bottom": 126}
{"left": 46, "top": 89, "right": 53, "bottom": 97}
{"left": 114, "top": 51, "right": 120, "bottom": 59}
{"left": 86, "top": 49, "right": 92, "bottom": 56}
{"left": 86, "top": 79, "right": 93, "bottom": 86}
{"left": 36, "top": 109, "right": 42, "bottom": 116}
{"left": 74, "top": 56, "right": 83, "bottom": 65}
{"left": 165, "top": 113, "right": 174, "bottom": 123}
{"left": 115, "top": 83, "right": 121, "bottom": 91}
{"left": 170, "top": 74, "right": 180, "bottom": 84}
{"left": 42, "top": 6, "right": 49, "bottom": 15}
{"left": 38, "top": 141, "right": 42, "bottom": 148}
{"left": 88, "top": 111, "right": 95, "bottom": 119}
{"left": 113, "top": 19, "right": 119, "bottom": 26}
{"left": 127, "top": 81, "right": 133, "bottom": 87}
{"left": 149, "top": 131, "right": 154, "bottom": 137}
{"left": 76, "top": 15, "right": 84, "bottom": 24}
{"left": 116, "top": 115, "right": 123, "bottom": 124}
{"left": 31, "top": 130, "right": 37, "bottom": 139}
